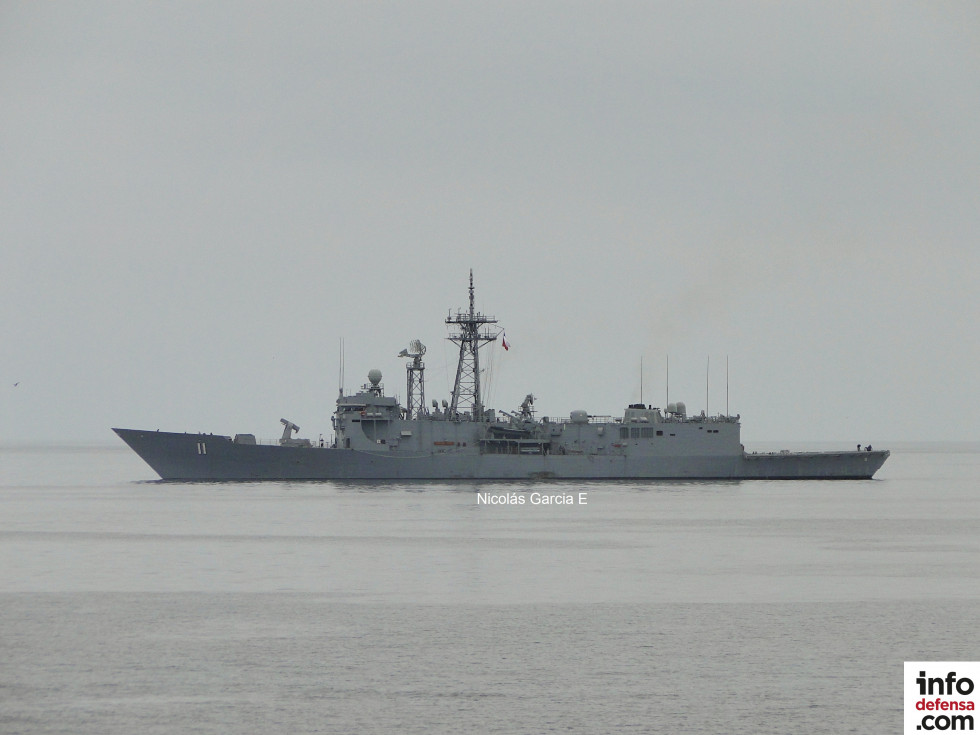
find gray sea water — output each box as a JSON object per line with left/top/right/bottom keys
{"left": 1, "top": 443, "right": 978, "bottom": 734}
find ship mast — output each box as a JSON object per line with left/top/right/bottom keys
{"left": 446, "top": 270, "right": 497, "bottom": 421}
{"left": 399, "top": 339, "right": 426, "bottom": 419}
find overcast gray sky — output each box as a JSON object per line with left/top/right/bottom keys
{"left": 2, "top": 2, "right": 978, "bottom": 445}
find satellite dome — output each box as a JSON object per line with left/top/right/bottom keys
{"left": 367, "top": 369, "right": 382, "bottom": 386}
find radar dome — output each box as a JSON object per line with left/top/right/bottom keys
{"left": 367, "top": 369, "right": 382, "bottom": 386}
{"left": 570, "top": 410, "right": 589, "bottom": 424}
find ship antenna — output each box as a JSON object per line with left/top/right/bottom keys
{"left": 338, "top": 337, "right": 345, "bottom": 397}
{"left": 640, "top": 355, "right": 644, "bottom": 405}
{"left": 726, "top": 354, "right": 729, "bottom": 417}
{"left": 706, "top": 355, "right": 710, "bottom": 417}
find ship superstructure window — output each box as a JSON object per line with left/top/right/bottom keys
{"left": 656, "top": 430, "right": 663, "bottom": 436}
{"left": 641, "top": 428, "right": 654, "bottom": 438}
{"left": 620, "top": 427, "right": 629, "bottom": 439}
{"left": 630, "top": 428, "right": 640, "bottom": 439}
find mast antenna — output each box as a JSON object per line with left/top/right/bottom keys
{"left": 706, "top": 355, "right": 710, "bottom": 416}
{"left": 338, "top": 338, "right": 345, "bottom": 397}
{"left": 446, "top": 270, "right": 497, "bottom": 421}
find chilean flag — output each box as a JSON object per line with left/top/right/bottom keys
{"left": 501, "top": 331, "right": 510, "bottom": 351}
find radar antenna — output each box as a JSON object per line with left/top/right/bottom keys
{"left": 398, "top": 340, "right": 427, "bottom": 419}
{"left": 446, "top": 270, "right": 497, "bottom": 421}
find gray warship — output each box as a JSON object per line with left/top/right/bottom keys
{"left": 115, "top": 273, "right": 889, "bottom": 481}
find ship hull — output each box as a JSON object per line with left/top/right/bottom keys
{"left": 114, "top": 429, "right": 889, "bottom": 481}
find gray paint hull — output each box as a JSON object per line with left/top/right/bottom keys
{"left": 114, "top": 429, "right": 889, "bottom": 481}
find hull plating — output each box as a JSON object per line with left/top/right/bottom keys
{"left": 114, "top": 429, "right": 889, "bottom": 481}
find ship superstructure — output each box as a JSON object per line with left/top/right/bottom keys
{"left": 114, "top": 273, "right": 889, "bottom": 481}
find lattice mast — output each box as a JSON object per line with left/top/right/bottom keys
{"left": 399, "top": 340, "right": 426, "bottom": 420}
{"left": 447, "top": 271, "right": 497, "bottom": 421}
{"left": 406, "top": 354, "right": 424, "bottom": 419}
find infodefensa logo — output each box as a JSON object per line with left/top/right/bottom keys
{"left": 906, "top": 663, "right": 979, "bottom": 733}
